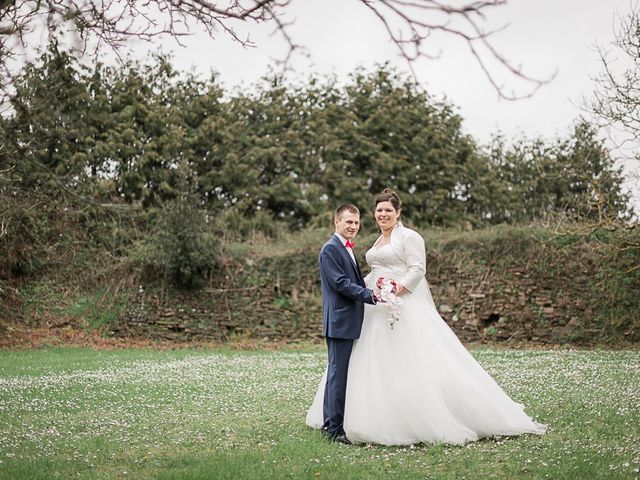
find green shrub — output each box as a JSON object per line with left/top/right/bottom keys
{"left": 147, "top": 199, "right": 220, "bottom": 289}
{"left": 64, "top": 290, "right": 127, "bottom": 329}
{"left": 0, "top": 193, "right": 48, "bottom": 280}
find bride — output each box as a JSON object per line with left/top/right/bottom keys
{"left": 306, "top": 189, "right": 546, "bottom": 445}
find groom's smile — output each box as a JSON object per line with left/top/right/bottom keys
{"left": 335, "top": 211, "right": 360, "bottom": 240}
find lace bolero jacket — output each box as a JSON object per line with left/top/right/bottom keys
{"left": 365, "top": 222, "right": 427, "bottom": 293}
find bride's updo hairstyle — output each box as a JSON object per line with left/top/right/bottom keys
{"left": 375, "top": 188, "right": 402, "bottom": 213}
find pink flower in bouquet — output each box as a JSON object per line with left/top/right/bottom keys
{"left": 376, "top": 276, "right": 397, "bottom": 291}
{"left": 375, "top": 276, "right": 403, "bottom": 329}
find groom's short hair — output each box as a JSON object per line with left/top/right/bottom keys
{"left": 335, "top": 203, "right": 360, "bottom": 220}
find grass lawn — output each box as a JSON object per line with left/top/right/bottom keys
{"left": 0, "top": 346, "right": 638, "bottom": 479}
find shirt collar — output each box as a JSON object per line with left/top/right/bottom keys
{"left": 334, "top": 232, "right": 349, "bottom": 247}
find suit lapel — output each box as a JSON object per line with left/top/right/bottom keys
{"left": 353, "top": 255, "right": 364, "bottom": 281}
{"left": 332, "top": 235, "right": 362, "bottom": 280}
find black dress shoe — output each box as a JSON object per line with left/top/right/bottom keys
{"left": 331, "top": 434, "right": 352, "bottom": 445}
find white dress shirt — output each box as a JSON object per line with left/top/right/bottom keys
{"left": 334, "top": 233, "right": 357, "bottom": 266}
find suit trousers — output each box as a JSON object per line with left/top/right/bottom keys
{"left": 323, "top": 336, "right": 354, "bottom": 437}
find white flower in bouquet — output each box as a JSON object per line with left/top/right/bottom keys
{"left": 376, "top": 276, "right": 404, "bottom": 329}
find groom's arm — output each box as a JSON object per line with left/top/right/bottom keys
{"left": 320, "top": 246, "right": 375, "bottom": 305}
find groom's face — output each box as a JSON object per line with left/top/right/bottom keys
{"left": 335, "top": 211, "right": 360, "bottom": 240}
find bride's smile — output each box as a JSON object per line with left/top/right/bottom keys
{"left": 375, "top": 201, "right": 401, "bottom": 232}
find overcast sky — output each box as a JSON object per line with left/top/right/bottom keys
{"left": 128, "top": 0, "right": 639, "bottom": 210}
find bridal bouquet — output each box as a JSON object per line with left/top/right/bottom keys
{"left": 376, "top": 276, "right": 403, "bottom": 329}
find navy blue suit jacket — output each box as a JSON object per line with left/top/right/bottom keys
{"left": 319, "top": 234, "right": 375, "bottom": 339}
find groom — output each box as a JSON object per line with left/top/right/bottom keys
{"left": 319, "top": 203, "right": 377, "bottom": 444}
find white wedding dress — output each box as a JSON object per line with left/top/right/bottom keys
{"left": 306, "top": 225, "right": 546, "bottom": 446}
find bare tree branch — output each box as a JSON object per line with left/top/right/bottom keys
{"left": 587, "top": 2, "right": 640, "bottom": 148}
{"left": 0, "top": 0, "right": 550, "bottom": 102}
{"left": 582, "top": 1, "right": 640, "bottom": 219}
{"left": 360, "top": 0, "right": 553, "bottom": 99}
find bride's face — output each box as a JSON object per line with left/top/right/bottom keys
{"left": 375, "top": 201, "right": 401, "bottom": 231}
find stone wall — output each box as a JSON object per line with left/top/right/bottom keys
{"left": 110, "top": 228, "right": 638, "bottom": 345}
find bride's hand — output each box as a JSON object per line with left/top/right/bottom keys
{"left": 395, "top": 284, "right": 408, "bottom": 296}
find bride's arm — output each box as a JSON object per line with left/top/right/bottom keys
{"left": 399, "top": 231, "right": 426, "bottom": 293}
